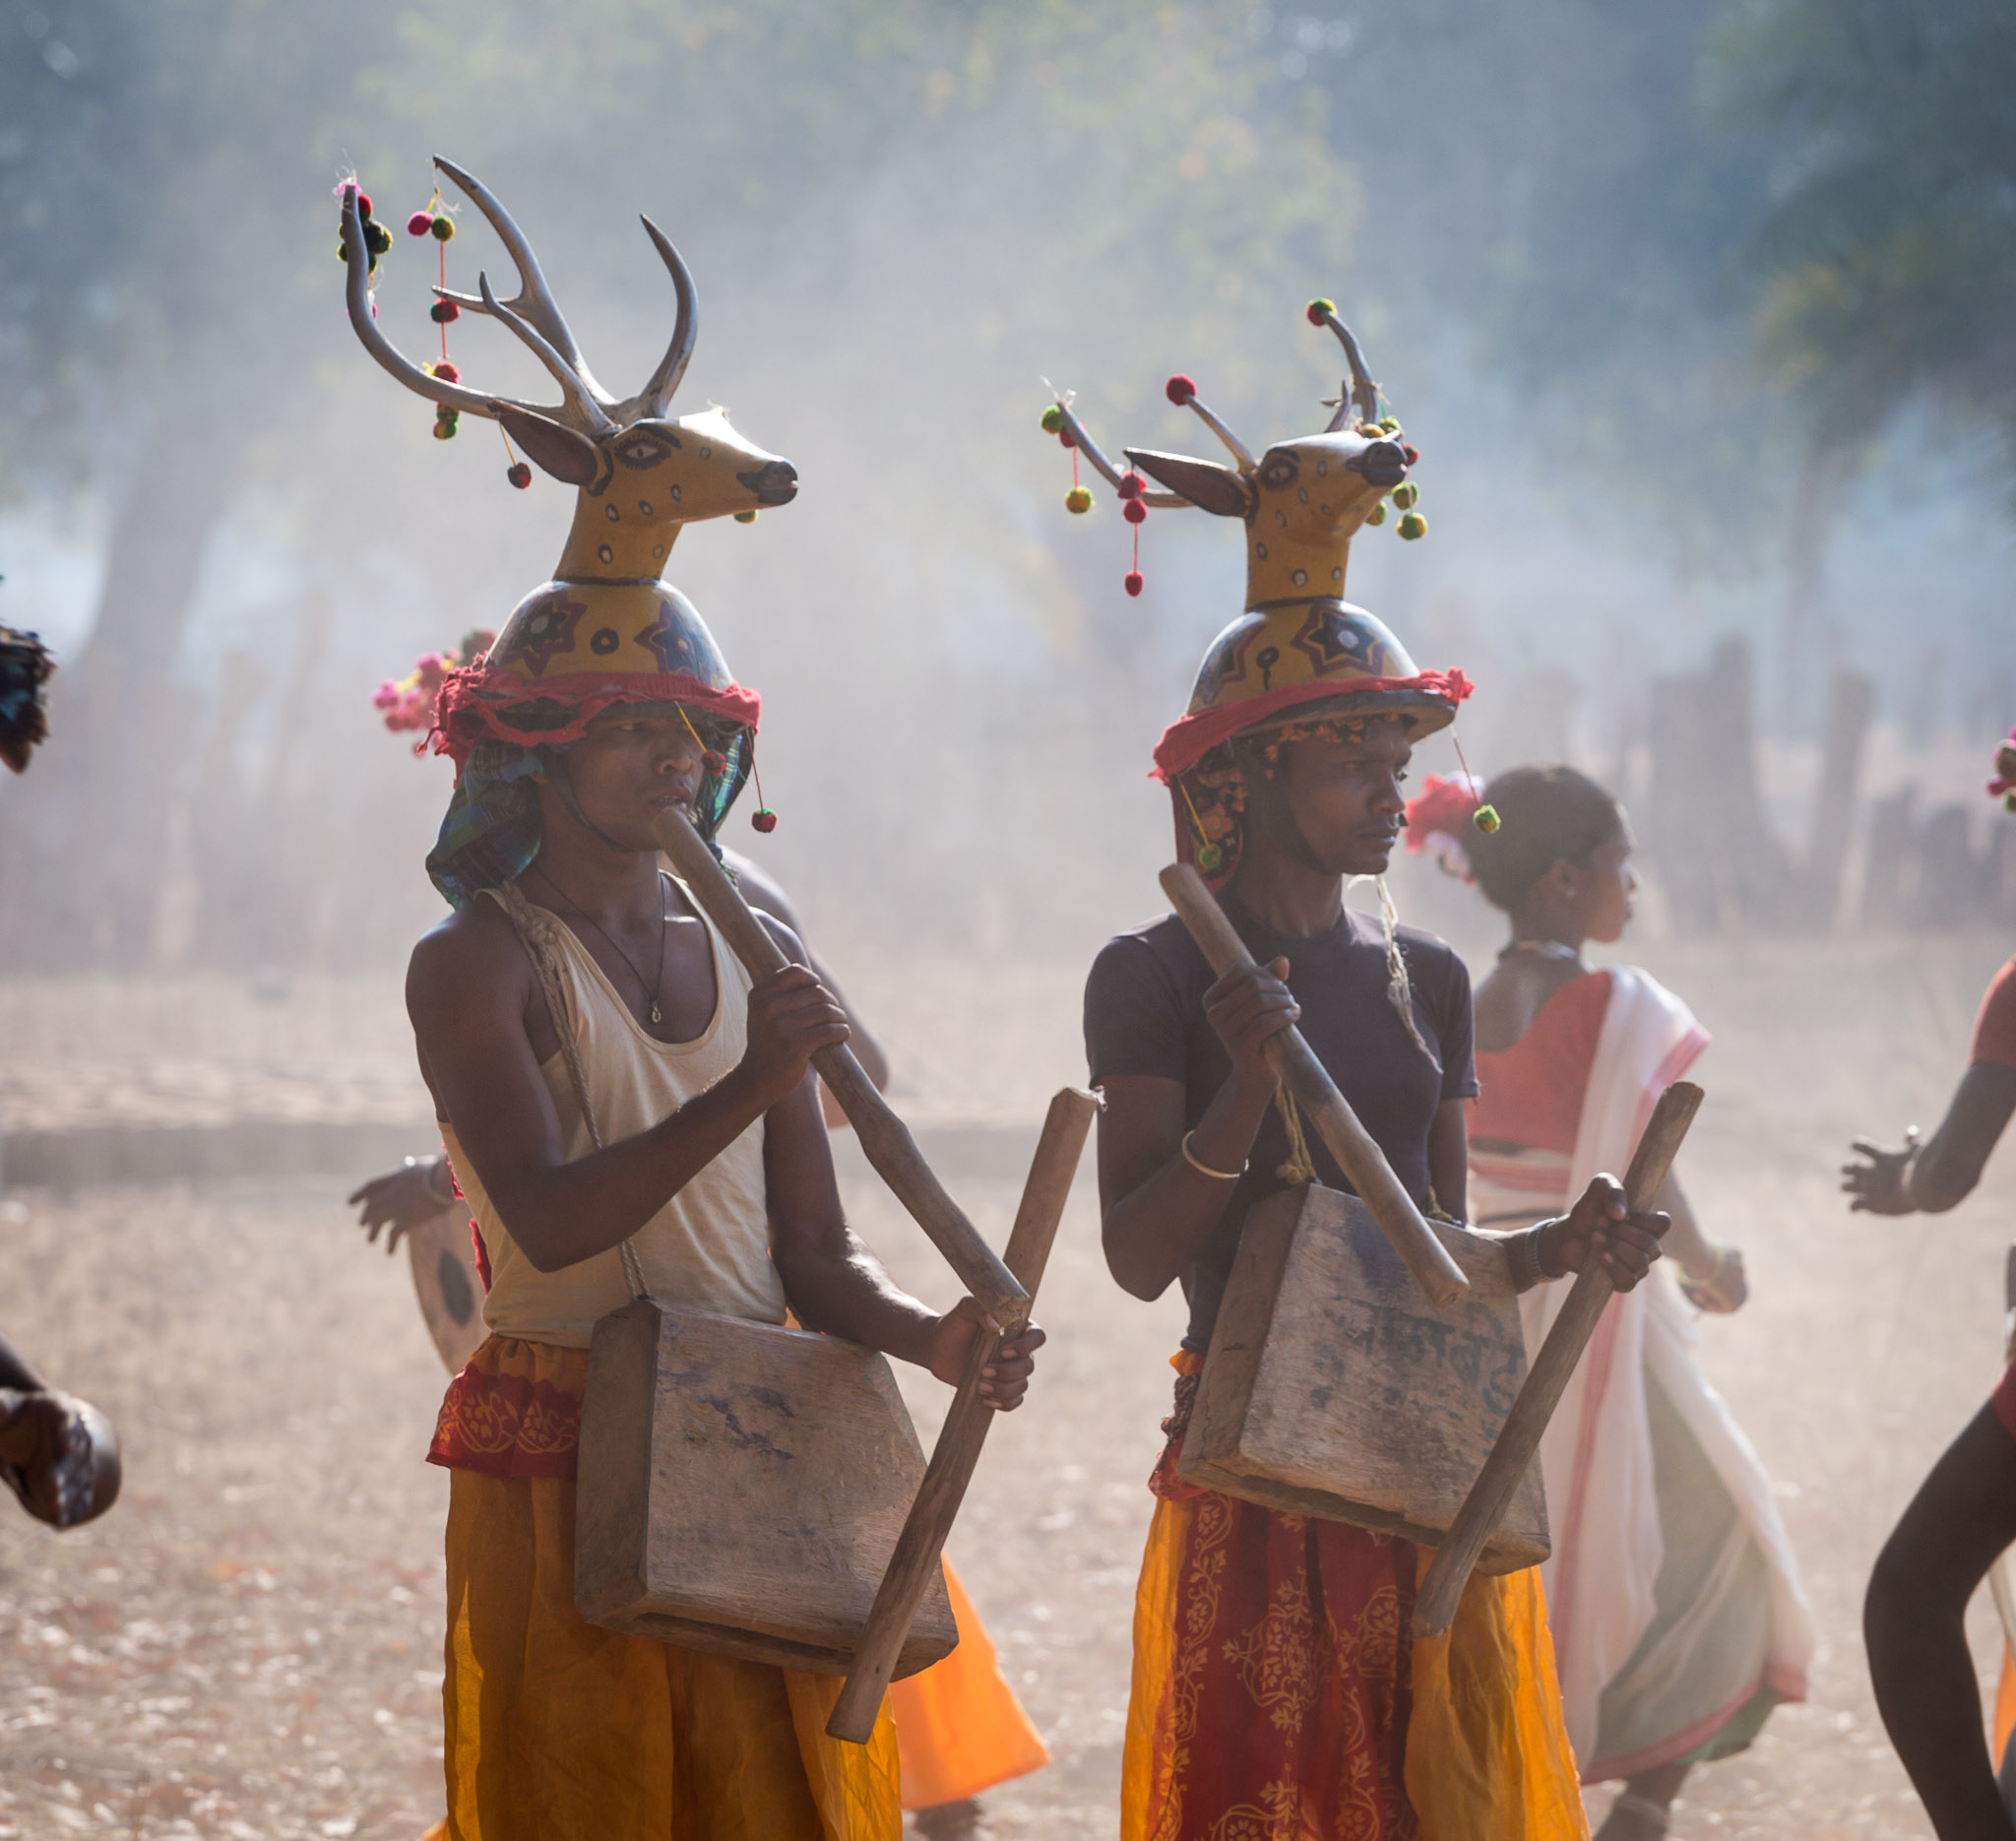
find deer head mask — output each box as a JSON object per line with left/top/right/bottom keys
{"left": 338, "top": 158, "right": 791, "bottom": 732}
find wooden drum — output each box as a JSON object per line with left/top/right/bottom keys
{"left": 575, "top": 1299, "right": 960, "bottom": 1677}
{"left": 1178, "top": 1184, "right": 1549, "bottom": 1572}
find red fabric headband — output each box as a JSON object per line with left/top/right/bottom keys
{"left": 1151, "top": 669, "right": 1473, "bottom": 784}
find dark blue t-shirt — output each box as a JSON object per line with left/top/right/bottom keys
{"left": 1083, "top": 899, "right": 1477, "bottom": 1350}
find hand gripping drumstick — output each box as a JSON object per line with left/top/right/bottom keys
{"left": 827, "top": 1085, "right": 1098, "bottom": 1744}
{"left": 1411, "top": 1079, "right": 1702, "bottom": 1638}
{"left": 654, "top": 807, "right": 1030, "bottom": 1332}
{"left": 1160, "top": 863, "right": 1470, "bottom": 1310}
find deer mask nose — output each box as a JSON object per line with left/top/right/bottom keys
{"left": 1348, "top": 441, "right": 1408, "bottom": 491}
{"left": 737, "top": 460, "right": 798, "bottom": 506}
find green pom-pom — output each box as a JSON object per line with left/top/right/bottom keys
{"left": 1305, "top": 296, "right": 1336, "bottom": 326}
{"left": 1390, "top": 482, "right": 1418, "bottom": 511}
{"left": 733, "top": 509, "right": 759, "bottom": 524}
{"left": 1196, "top": 841, "right": 1225, "bottom": 872}
{"left": 1378, "top": 416, "right": 1400, "bottom": 434}
{"left": 1040, "top": 405, "right": 1064, "bottom": 435}
{"left": 1364, "top": 503, "right": 1386, "bottom": 526}
{"left": 1397, "top": 511, "right": 1427, "bottom": 540}
{"left": 1065, "top": 485, "right": 1094, "bottom": 515}
{"left": 431, "top": 215, "right": 456, "bottom": 242}
{"left": 1473, "top": 804, "right": 1500, "bottom": 835}
{"left": 365, "top": 220, "right": 393, "bottom": 256}
{"left": 432, "top": 418, "right": 457, "bottom": 442}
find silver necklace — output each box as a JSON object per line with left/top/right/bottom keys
{"left": 532, "top": 866, "right": 669, "bottom": 1026}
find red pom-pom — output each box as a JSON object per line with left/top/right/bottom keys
{"left": 1124, "top": 571, "right": 1144, "bottom": 598}
{"left": 751, "top": 808, "right": 779, "bottom": 834}
{"left": 1402, "top": 445, "right": 1419, "bottom": 466}
{"left": 1058, "top": 427, "right": 1075, "bottom": 449}
{"left": 507, "top": 463, "right": 533, "bottom": 489}
{"left": 1166, "top": 374, "right": 1196, "bottom": 406}
{"left": 355, "top": 192, "right": 373, "bottom": 220}
{"left": 432, "top": 360, "right": 460, "bottom": 383}
{"left": 408, "top": 210, "right": 434, "bottom": 237}
{"left": 1124, "top": 498, "right": 1148, "bottom": 525}
{"left": 1118, "top": 472, "right": 1144, "bottom": 499}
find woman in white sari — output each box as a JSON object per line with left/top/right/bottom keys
{"left": 1407, "top": 764, "right": 1812, "bottom": 1840}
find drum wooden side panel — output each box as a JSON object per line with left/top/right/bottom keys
{"left": 1178, "top": 1187, "right": 1550, "bottom": 1573}
{"left": 576, "top": 1303, "right": 958, "bottom": 1676}
{"left": 407, "top": 1207, "right": 489, "bottom": 1375}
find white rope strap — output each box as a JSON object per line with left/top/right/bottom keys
{"left": 494, "top": 882, "right": 650, "bottom": 1301}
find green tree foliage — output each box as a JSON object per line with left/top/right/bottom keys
{"left": 1711, "top": 0, "right": 2016, "bottom": 476}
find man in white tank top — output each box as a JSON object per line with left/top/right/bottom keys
{"left": 406, "top": 631, "right": 1044, "bottom": 1837}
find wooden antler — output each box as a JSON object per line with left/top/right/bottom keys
{"left": 1044, "top": 392, "right": 1189, "bottom": 508}
{"left": 1311, "top": 303, "right": 1382, "bottom": 433}
{"left": 631, "top": 217, "right": 700, "bottom": 418}
{"left": 475, "top": 273, "right": 615, "bottom": 437}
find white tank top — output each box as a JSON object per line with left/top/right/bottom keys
{"left": 440, "top": 878, "right": 787, "bottom": 1349}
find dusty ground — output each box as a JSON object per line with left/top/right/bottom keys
{"left": 1, "top": 927, "right": 2014, "bottom": 1837}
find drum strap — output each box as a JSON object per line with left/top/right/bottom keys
{"left": 495, "top": 880, "right": 652, "bottom": 1301}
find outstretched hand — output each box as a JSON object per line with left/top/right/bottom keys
{"left": 1541, "top": 1174, "right": 1668, "bottom": 1292}
{"left": 925, "top": 1297, "right": 1047, "bottom": 1413}
{"left": 1842, "top": 1131, "right": 1919, "bottom": 1215}
{"left": 347, "top": 1156, "right": 456, "bottom": 1254}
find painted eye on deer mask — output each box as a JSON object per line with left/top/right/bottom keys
{"left": 1260, "top": 454, "right": 1299, "bottom": 492}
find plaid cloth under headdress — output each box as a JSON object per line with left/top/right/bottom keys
{"left": 425, "top": 703, "right": 755, "bottom": 910}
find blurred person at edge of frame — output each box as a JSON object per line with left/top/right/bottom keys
{"left": 1411, "top": 764, "right": 1811, "bottom": 1841}
{"left": 0, "top": 627, "right": 124, "bottom": 1535}
{"left": 1845, "top": 726, "right": 2016, "bottom": 1841}
{"left": 347, "top": 644, "right": 1045, "bottom": 1829}
{"left": 1085, "top": 598, "right": 1666, "bottom": 1839}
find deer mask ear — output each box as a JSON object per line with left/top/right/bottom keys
{"left": 497, "top": 406, "right": 602, "bottom": 487}
{"left": 1125, "top": 448, "right": 1255, "bottom": 518}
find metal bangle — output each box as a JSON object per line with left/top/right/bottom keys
{"left": 1180, "top": 1130, "right": 1245, "bottom": 1183}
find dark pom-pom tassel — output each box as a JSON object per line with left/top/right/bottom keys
{"left": 430, "top": 299, "right": 460, "bottom": 324}
{"left": 751, "top": 808, "right": 778, "bottom": 834}
{"left": 1124, "top": 570, "right": 1144, "bottom": 597}
{"left": 507, "top": 463, "right": 533, "bottom": 489}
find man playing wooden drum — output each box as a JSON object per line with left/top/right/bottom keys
{"left": 1085, "top": 605, "right": 1666, "bottom": 1839}
{"left": 405, "top": 593, "right": 1043, "bottom": 1840}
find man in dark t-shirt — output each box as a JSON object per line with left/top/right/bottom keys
{"left": 1086, "top": 899, "right": 1476, "bottom": 1351}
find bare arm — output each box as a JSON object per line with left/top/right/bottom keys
{"left": 1844, "top": 1062, "right": 2016, "bottom": 1217}
{"left": 1098, "top": 959, "right": 1298, "bottom": 1301}
{"left": 409, "top": 899, "right": 847, "bottom": 1274}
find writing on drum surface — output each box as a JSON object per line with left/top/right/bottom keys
{"left": 1305, "top": 1296, "right": 1524, "bottom": 1427}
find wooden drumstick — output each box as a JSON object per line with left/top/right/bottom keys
{"left": 1159, "top": 862, "right": 1469, "bottom": 1310}
{"left": 1410, "top": 1079, "right": 1703, "bottom": 1638}
{"left": 827, "top": 1085, "right": 1098, "bottom": 1744}
{"left": 654, "top": 807, "right": 1030, "bottom": 1332}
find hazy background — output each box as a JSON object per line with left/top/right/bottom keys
{"left": 0, "top": 0, "right": 2010, "bottom": 978}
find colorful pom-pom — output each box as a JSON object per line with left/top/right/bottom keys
{"left": 1124, "top": 570, "right": 1144, "bottom": 597}
{"left": 1196, "top": 841, "right": 1224, "bottom": 872}
{"left": 1065, "top": 485, "right": 1094, "bottom": 514}
{"left": 1473, "top": 804, "right": 1501, "bottom": 835}
{"left": 507, "top": 463, "right": 533, "bottom": 489}
{"left": 408, "top": 210, "right": 434, "bottom": 237}
{"left": 703, "top": 749, "right": 726, "bottom": 775}
{"left": 355, "top": 193, "right": 373, "bottom": 221}
{"left": 365, "top": 221, "right": 393, "bottom": 257}
{"left": 1364, "top": 503, "right": 1386, "bottom": 526}
{"left": 1118, "top": 471, "right": 1144, "bottom": 500}
{"left": 429, "top": 360, "right": 461, "bottom": 383}
{"left": 1123, "top": 498, "right": 1148, "bottom": 526}
{"left": 431, "top": 215, "right": 455, "bottom": 241}
{"left": 1058, "top": 427, "right": 1076, "bottom": 450}
{"left": 430, "top": 299, "right": 460, "bottom": 324}
{"left": 1378, "top": 416, "right": 1400, "bottom": 434}
{"left": 1040, "top": 405, "right": 1064, "bottom": 435}
{"left": 1391, "top": 482, "right": 1418, "bottom": 511}
{"left": 1397, "top": 511, "right": 1427, "bottom": 540}
{"left": 1166, "top": 374, "right": 1196, "bottom": 407}
{"left": 1305, "top": 297, "right": 1336, "bottom": 326}
{"left": 1402, "top": 445, "right": 1419, "bottom": 466}
{"left": 733, "top": 509, "right": 759, "bottom": 524}
{"left": 751, "top": 808, "right": 778, "bottom": 834}
{"left": 432, "top": 419, "right": 457, "bottom": 442}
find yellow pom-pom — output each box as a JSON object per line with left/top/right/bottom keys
{"left": 1378, "top": 416, "right": 1400, "bottom": 434}
{"left": 733, "top": 509, "right": 759, "bottom": 524}
{"left": 1391, "top": 482, "right": 1418, "bottom": 511}
{"left": 1040, "top": 405, "right": 1064, "bottom": 434}
{"left": 1473, "top": 804, "right": 1500, "bottom": 835}
{"left": 1397, "top": 511, "right": 1427, "bottom": 540}
{"left": 1364, "top": 503, "right": 1386, "bottom": 526}
{"left": 1065, "top": 486, "right": 1094, "bottom": 515}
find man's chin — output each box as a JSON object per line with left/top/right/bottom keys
{"left": 1327, "top": 841, "right": 1398, "bottom": 879}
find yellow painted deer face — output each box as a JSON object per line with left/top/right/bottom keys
{"left": 339, "top": 158, "right": 796, "bottom": 590}
{"left": 1047, "top": 302, "right": 1416, "bottom": 609}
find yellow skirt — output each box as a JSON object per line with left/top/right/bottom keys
{"left": 434, "top": 1336, "right": 902, "bottom": 1840}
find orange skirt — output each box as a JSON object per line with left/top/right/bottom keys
{"left": 1121, "top": 1352, "right": 1587, "bottom": 1841}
